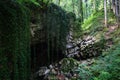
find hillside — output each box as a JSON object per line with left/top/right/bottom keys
{"left": 77, "top": 10, "right": 120, "bottom": 80}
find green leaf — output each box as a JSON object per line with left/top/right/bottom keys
{"left": 30, "top": 0, "right": 40, "bottom": 6}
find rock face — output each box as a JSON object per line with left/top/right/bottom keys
{"left": 30, "top": 3, "right": 75, "bottom": 72}
{"left": 0, "top": 1, "right": 30, "bottom": 80}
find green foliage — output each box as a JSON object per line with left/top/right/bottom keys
{"left": 78, "top": 64, "right": 93, "bottom": 80}
{"left": 77, "top": 43, "right": 120, "bottom": 80}
{"left": 60, "top": 58, "right": 78, "bottom": 72}
{"left": 94, "top": 71, "right": 111, "bottom": 80}
{"left": 0, "top": 1, "right": 30, "bottom": 80}
{"left": 93, "top": 45, "right": 120, "bottom": 79}
{"left": 17, "top": 0, "right": 40, "bottom": 6}
{"left": 82, "top": 9, "right": 116, "bottom": 36}
{"left": 73, "top": 20, "right": 83, "bottom": 38}
{"left": 52, "top": 0, "right": 77, "bottom": 15}
{"left": 82, "top": 10, "right": 104, "bottom": 31}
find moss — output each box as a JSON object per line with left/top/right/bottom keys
{"left": 0, "top": 1, "right": 30, "bottom": 80}
{"left": 30, "top": 3, "right": 74, "bottom": 67}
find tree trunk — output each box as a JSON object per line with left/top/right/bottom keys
{"left": 112, "top": 0, "right": 116, "bottom": 14}
{"left": 72, "top": 0, "right": 75, "bottom": 12}
{"left": 115, "top": 0, "right": 120, "bottom": 26}
{"left": 85, "top": 0, "right": 88, "bottom": 19}
{"left": 94, "top": 0, "right": 96, "bottom": 11}
{"left": 115, "top": 0, "right": 118, "bottom": 16}
{"left": 109, "top": 0, "right": 112, "bottom": 10}
{"left": 78, "top": 0, "right": 83, "bottom": 22}
{"left": 104, "top": 0, "right": 108, "bottom": 27}
{"left": 119, "top": 0, "right": 120, "bottom": 22}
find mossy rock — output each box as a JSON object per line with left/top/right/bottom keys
{"left": 0, "top": 1, "right": 30, "bottom": 80}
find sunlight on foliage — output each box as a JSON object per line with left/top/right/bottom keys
{"left": 82, "top": 10, "right": 104, "bottom": 31}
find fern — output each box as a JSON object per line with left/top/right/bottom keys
{"left": 77, "top": 43, "right": 120, "bottom": 80}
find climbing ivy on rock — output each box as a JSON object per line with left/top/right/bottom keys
{"left": 0, "top": 1, "right": 30, "bottom": 80}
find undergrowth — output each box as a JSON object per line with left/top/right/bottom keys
{"left": 82, "top": 9, "right": 116, "bottom": 36}
{"left": 79, "top": 44, "right": 120, "bottom": 80}
{"left": 78, "top": 9, "right": 120, "bottom": 80}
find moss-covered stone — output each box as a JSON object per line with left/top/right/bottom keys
{"left": 0, "top": 1, "right": 30, "bottom": 80}
{"left": 30, "top": 3, "right": 75, "bottom": 71}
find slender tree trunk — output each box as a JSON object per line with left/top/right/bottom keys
{"left": 72, "top": 0, "right": 75, "bottom": 12}
{"left": 115, "top": 0, "right": 118, "bottom": 16}
{"left": 78, "top": 0, "right": 83, "bottom": 22}
{"left": 112, "top": 0, "right": 116, "bottom": 14}
{"left": 117, "top": 0, "right": 120, "bottom": 18}
{"left": 83, "top": 0, "right": 88, "bottom": 19}
{"left": 94, "top": 0, "right": 96, "bottom": 11}
{"left": 109, "top": 0, "right": 112, "bottom": 10}
{"left": 86, "top": 0, "right": 88, "bottom": 19}
{"left": 119, "top": 0, "right": 120, "bottom": 15}
{"left": 119, "top": 0, "right": 120, "bottom": 26}
{"left": 115, "top": 0, "right": 119, "bottom": 26}
{"left": 104, "top": 0, "right": 108, "bottom": 27}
